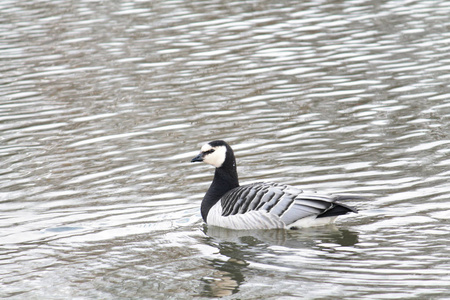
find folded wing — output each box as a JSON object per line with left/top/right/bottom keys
{"left": 220, "top": 182, "right": 356, "bottom": 226}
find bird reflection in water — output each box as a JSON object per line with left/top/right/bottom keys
{"left": 199, "top": 224, "right": 359, "bottom": 297}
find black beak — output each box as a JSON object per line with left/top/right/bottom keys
{"left": 191, "top": 153, "right": 204, "bottom": 162}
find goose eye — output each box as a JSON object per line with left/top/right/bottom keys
{"left": 204, "top": 149, "right": 215, "bottom": 155}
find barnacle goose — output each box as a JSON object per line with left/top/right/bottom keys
{"left": 191, "top": 140, "right": 358, "bottom": 230}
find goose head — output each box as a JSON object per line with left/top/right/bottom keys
{"left": 191, "top": 140, "right": 231, "bottom": 168}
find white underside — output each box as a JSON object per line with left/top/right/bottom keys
{"left": 206, "top": 201, "right": 338, "bottom": 230}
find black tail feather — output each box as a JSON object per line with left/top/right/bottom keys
{"left": 317, "top": 201, "right": 358, "bottom": 218}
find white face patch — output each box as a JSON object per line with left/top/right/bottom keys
{"left": 201, "top": 143, "right": 227, "bottom": 168}
{"left": 200, "top": 144, "right": 213, "bottom": 152}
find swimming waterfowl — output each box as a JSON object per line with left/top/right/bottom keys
{"left": 191, "top": 140, "right": 358, "bottom": 230}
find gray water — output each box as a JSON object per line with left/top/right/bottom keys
{"left": 1, "top": 0, "right": 450, "bottom": 299}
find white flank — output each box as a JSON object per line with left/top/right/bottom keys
{"left": 288, "top": 216, "right": 337, "bottom": 228}
{"left": 207, "top": 201, "right": 339, "bottom": 230}
{"left": 207, "top": 202, "right": 285, "bottom": 229}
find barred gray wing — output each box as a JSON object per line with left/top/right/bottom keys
{"left": 221, "top": 182, "right": 342, "bottom": 223}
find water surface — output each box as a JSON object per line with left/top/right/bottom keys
{"left": 1, "top": 0, "right": 450, "bottom": 299}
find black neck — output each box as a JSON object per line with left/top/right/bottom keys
{"left": 201, "top": 162, "right": 239, "bottom": 221}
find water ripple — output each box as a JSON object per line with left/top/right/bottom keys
{"left": 1, "top": 0, "right": 450, "bottom": 298}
